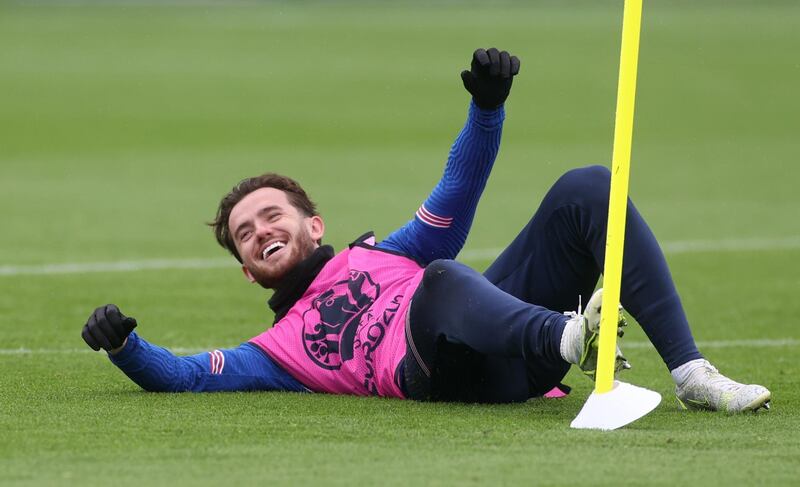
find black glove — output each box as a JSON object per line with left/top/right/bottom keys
{"left": 460, "top": 48, "right": 521, "bottom": 109}
{"left": 81, "top": 304, "right": 137, "bottom": 352}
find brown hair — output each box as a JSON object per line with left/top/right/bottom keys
{"left": 209, "top": 173, "right": 318, "bottom": 262}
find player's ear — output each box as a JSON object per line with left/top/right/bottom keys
{"left": 241, "top": 265, "right": 257, "bottom": 284}
{"left": 308, "top": 215, "right": 325, "bottom": 244}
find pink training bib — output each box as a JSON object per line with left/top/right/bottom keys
{"left": 249, "top": 236, "right": 424, "bottom": 398}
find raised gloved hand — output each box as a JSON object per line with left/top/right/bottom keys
{"left": 81, "top": 304, "right": 137, "bottom": 353}
{"left": 460, "top": 48, "right": 521, "bottom": 109}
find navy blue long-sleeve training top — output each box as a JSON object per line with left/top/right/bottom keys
{"left": 109, "top": 101, "right": 505, "bottom": 393}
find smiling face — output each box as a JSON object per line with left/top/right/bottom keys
{"left": 228, "top": 187, "right": 325, "bottom": 289}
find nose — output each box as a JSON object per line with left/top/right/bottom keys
{"left": 253, "top": 220, "right": 274, "bottom": 241}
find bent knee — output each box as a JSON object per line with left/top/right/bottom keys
{"left": 547, "top": 165, "right": 611, "bottom": 207}
{"left": 556, "top": 165, "right": 611, "bottom": 194}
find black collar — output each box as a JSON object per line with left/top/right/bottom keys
{"left": 267, "top": 245, "right": 335, "bottom": 323}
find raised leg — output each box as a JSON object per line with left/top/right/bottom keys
{"left": 484, "top": 165, "right": 703, "bottom": 371}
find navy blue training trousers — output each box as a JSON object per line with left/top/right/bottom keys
{"left": 402, "top": 165, "right": 703, "bottom": 403}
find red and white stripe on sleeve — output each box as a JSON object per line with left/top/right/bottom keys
{"left": 209, "top": 349, "right": 226, "bottom": 375}
{"left": 415, "top": 204, "right": 453, "bottom": 229}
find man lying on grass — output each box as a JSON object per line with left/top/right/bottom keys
{"left": 82, "top": 48, "right": 770, "bottom": 413}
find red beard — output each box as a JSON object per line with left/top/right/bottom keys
{"left": 245, "top": 227, "right": 317, "bottom": 289}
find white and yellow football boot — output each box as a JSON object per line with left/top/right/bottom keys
{"left": 673, "top": 359, "right": 771, "bottom": 413}
{"left": 560, "top": 288, "right": 631, "bottom": 379}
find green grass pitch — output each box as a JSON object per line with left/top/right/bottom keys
{"left": 1, "top": 1, "right": 799, "bottom": 485}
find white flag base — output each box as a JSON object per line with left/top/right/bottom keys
{"left": 570, "top": 380, "right": 661, "bottom": 430}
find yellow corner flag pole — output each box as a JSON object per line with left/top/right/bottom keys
{"left": 572, "top": 0, "right": 660, "bottom": 429}
{"left": 595, "top": 0, "right": 643, "bottom": 395}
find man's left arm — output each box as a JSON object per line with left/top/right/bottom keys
{"left": 379, "top": 48, "right": 520, "bottom": 264}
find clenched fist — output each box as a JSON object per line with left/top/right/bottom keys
{"left": 460, "top": 48, "right": 521, "bottom": 109}
{"left": 81, "top": 304, "right": 137, "bottom": 353}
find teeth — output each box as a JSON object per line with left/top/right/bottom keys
{"left": 262, "top": 241, "right": 286, "bottom": 260}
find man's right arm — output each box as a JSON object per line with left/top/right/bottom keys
{"left": 108, "top": 332, "right": 307, "bottom": 393}
{"left": 82, "top": 304, "right": 306, "bottom": 393}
